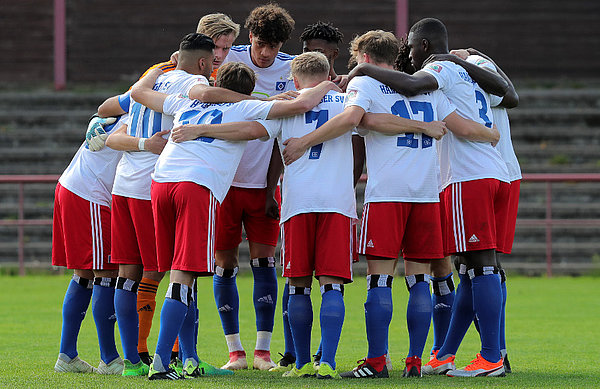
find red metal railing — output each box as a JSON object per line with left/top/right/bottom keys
{"left": 0, "top": 175, "right": 59, "bottom": 275}
{"left": 1, "top": 173, "right": 600, "bottom": 276}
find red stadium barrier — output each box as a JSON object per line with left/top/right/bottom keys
{"left": 0, "top": 175, "right": 59, "bottom": 275}
{"left": 1, "top": 173, "right": 600, "bottom": 276}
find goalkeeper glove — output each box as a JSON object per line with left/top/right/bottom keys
{"left": 86, "top": 115, "right": 116, "bottom": 151}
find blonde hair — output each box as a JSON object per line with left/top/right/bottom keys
{"left": 196, "top": 13, "right": 240, "bottom": 40}
{"left": 291, "top": 52, "right": 330, "bottom": 80}
{"left": 350, "top": 30, "right": 399, "bottom": 66}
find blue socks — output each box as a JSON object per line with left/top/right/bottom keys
{"left": 499, "top": 269, "right": 507, "bottom": 353}
{"left": 251, "top": 258, "right": 277, "bottom": 333}
{"left": 282, "top": 282, "right": 296, "bottom": 357}
{"left": 470, "top": 267, "right": 502, "bottom": 363}
{"left": 438, "top": 266, "right": 474, "bottom": 359}
{"left": 319, "top": 285, "right": 345, "bottom": 369}
{"left": 179, "top": 295, "right": 199, "bottom": 364}
{"left": 92, "top": 277, "right": 119, "bottom": 364}
{"left": 59, "top": 275, "right": 93, "bottom": 359}
{"left": 155, "top": 283, "right": 191, "bottom": 370}
{"left": 365, "top": 274, "right": 393, "bottom": 359}
{"left": 288, "top": 286, "right": 313, "bottom": 368}
{"left": 405, "top": 275, "right": 432, "bottom": 359}
{"left": 213, "top": 267, "right": 239, "bottom": 335}
{"left": 431, "top": 272, "right": 455, "bottom": 352}
{"left": 114, "top": 277, "right": 140, "bottom": 364}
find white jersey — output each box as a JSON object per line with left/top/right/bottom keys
{"left": 223, "top": 45, "right": 295, "bottom": 188}
{"left": 59, "top": 115, "right": 128, "bottom": 207}
{"left": 467, "top": 55, "right": 522, "bottom": 181}
{"left": 111, "top": 70, "right": 209, "bottom": 200}
{"left": 152, "top": 95, "right": 275, "bottom": 203}
{"left": 260, "top": 90, "right": 356, "bottom": 223}
{"left": 421, "top": 61, "right": 509, "bottom": 188}
{"left": 347, "top": 76, "right": 455, "bottom": 203}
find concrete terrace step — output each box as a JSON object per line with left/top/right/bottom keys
{"left": 0, "top": 92, "right": 110, "bottom": 111}
{"left": 517, "top": 89, "right": 600, "bottom": 109}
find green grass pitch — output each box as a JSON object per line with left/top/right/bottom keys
{"left": 0, "top": 273, "right": 598, "bottom": 388}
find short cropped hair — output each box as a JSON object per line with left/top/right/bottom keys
{"left": 291, "top": 52, "right": 330, "bottom": 79}
{"left": 300, "top": 21, "right": 343, "bottom": 45}
{"left": 196, "top": 13, "right": 240, "bottom": 40}
{"left": 215, "top": 62, "right": 256, "bottom": 95}
{"left": 409, "top": 18, "right": 448, "bottom": 50}
{"left": 245, "top": 3, "right": 295, "bottom": 44}
{"left": 350, "top": 30, "right": 399, "bottom": 66}
{"left": 179, "top": 32, "right": 216, "bottom": 52}
{"left": 395, "top": 35, "right": 415, "bottom": 74}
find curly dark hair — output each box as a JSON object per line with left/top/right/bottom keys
{"left": 299, "top": 21, "right": 343, "bottom": 45}
{"left": 395, "top": 35, "right": 415, "bottom": 74}
{"left": 245, "top": 3, "right": 295, "bottom": 44}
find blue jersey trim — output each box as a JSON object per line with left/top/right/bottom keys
{"left": 118, "top": 91, "right": 131, "bottom": 113}
{"left": 231, "top": 45, "right": 249, "bottom": 52}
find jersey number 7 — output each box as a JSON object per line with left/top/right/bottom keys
{"left": 305, "top": 109, "right": 329, "bottom": 159}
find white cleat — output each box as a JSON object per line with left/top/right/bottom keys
{"left": 96, "top": 356, "right": 124, "bottom": 375}
{"left": 385, "top": 352, "right": 393, "bottom": 371}
{"left": 221, "top": 350, "right": 248, "bottom": 370}
{"left": 253, "top": 350, "right": 276, "bottom": 370}
{"left": 54, "top": 353, "right": 95, "bottom": 373}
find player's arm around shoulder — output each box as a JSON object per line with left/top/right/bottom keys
{"left": 171, "top": 121, "right": 270, "bottom": 143}
{"left": 359, "top": 113, "right": 447, "bottom": 139}
{"left": 443, "top": 111, "right": 499, "bottom": 144}
{"left": 130, "top": 68, "right": 168, "bottom": 113}
{"left": 349, "top": 63, "right": 437, "bottom": 97}
{"left": 281, "top": 105, "right": 364, "bottom": 165}
{"left": 188, "top": 83, "right": 259, "bottom": 104}
{"left": 267, "top": 81, "right": 341, "bottom": 119}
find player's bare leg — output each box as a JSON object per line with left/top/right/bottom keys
{"left": 248, "top": 241, "right": 278, "bottom": 370}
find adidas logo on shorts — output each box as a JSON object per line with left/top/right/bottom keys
{"left": 286, "top": 262, "right": 291, "bottom": 270}
{"left": 367, "top": 240, "right": 374, "bottom": 248}
{"left": 469, "top": 234, "right": 480, "bottom": 243}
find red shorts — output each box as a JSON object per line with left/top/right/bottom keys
{"left": 110, "top": 195, "right": 158, "bottom": 271}
{"left": 499, "top": 180, "right": 520, "bottom": 254}
{"left": 216, "top": 186, "right": 281, "bottom": 251}
{"left": 52, "top": 183, "right": 116, "bottom": 270}
{"left": 281, "top": 213, "right": 353, "bottom": 282}
{"left": 351, "top": 218, "right": 359, "bottom": 263}
{"left": 442, "top": 178, "right": 510, "bottom": 255}
{"left": 359, "top": 202, "right": 444, "bottom": 260}
{"left": 151, "top": 181, "right": 217, "bottom": 275}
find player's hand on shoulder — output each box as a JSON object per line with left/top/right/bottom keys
{"left": 321, "top": 80, "right": 342, "bottom": 93}
{"left": 491, "top": 124, "right": 500, "bottom": 147}
{"left": 267, "top": 90, "right": 300, "bottom": 101}
{"left": 423, "top": 53, "right": 458, "bottom": 67}
{"left": 348, "top": 63, "right": 369, "bottom": 82}
{"left": 144, "top": 129, "right": 170, "bottom": 154}
{"left": 449, "top": 49, "right": 470, "bottom": 60}
{"left": 281, "top": 137, "right": 308, "bottom": 165}
{"left": 86, "top": 115, "right": 116, "bottom": 151}
{"left": 423, "top": 120, "right": 448, "bottom": 140}
{"left": 171, "top": 124, "right": 203, "bottom": 143}
{"left": 332, "top": 74, "right": 349, "bottom": 92}
{"left": 264, "top": 195, "right": 279, "bottom": 220}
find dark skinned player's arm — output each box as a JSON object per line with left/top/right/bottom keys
{"left": 348, "top": 63, "right": 439, "bottom": 97}
{"left": 352, "top": 135, "right": 365, "bottom": 187}
{"left": 265, "top": 141, "right": 283, "bottom": 219}
{"left": 424, "top": 54, "right": 509, "bottom": 98}
{"left": 466, "top": 48, "right": 519, "bottom": 109}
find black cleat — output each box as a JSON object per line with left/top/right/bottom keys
{"left": 503, "top": 354, "right": 512, "bottom": 374}
{"left": 138, "top": 352, "right": 152, "bottom": 367}
{"left": 340, "top": 360, "right": 389, "bottom": 378}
